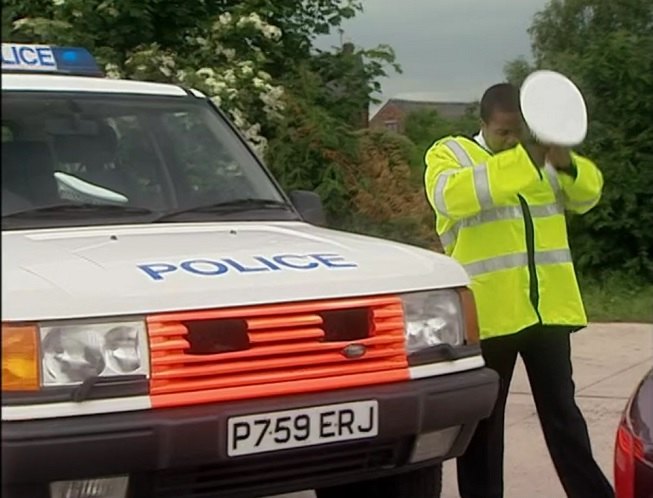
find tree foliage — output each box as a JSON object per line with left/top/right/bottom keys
{"left": 503, "top": 57, "right": 533, "bottom": 87}
{"left": 336, "top": 129, "right": 440, "bottom": 250}
{"left": 309, "top": 43, "right": 401, "bottom": 127}
{"left": 508, "top": 0, "right": 653, "bottom": 279}
{"left": 403, "top": 107, "right": 479, "bottom": 176}
{"left": 264, "top": 68, "right": 359, "bottom": 222}
{"left": 2, "top": 0, "right": 363, "bottom": 71}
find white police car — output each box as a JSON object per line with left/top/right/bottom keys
{"left": 1, "top": 43, "right": 498, "bottom": 498}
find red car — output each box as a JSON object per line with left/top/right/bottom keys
{"left": 615, "top": 367, "right": 653, "bottom": 498}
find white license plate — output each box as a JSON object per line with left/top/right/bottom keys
{"left": 227, "top": 400, "right": 378, "bottom": 457}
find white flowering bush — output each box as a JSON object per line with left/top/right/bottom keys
{"left": 108, "top": 12, "right": 286, "bottom": 155}
{"left": 10, "top": 7, "right": 285, "bottom": 155}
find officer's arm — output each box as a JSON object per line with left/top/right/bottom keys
{"left": 556, "top": 154, "right": 603, "bottom": 214}
{"left": 424, "top": 143, "right": 541, "bottom": 221}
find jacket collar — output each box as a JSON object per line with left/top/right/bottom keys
{"left": 473, "top": 131, "right": 494, "bottom": 155}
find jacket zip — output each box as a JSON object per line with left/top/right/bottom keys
{"left": 468, "top": 137, "right": 544, "bottom": 323}
{"left": 518, "top": 194, "right": 543, "bottom": 324}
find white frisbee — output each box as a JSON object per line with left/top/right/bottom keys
{"left": 520, "top": 70, "right": 588, "bottom": 146}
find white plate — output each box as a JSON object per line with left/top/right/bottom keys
{"left": 520, "top": 70, "right": 588, "bottom": 146}
{"left": 227, "top": 400, "right": 379, "bottom": 457}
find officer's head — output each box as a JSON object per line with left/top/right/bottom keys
{"left": 480, "top": 83, "right": 523, "bottom": 153}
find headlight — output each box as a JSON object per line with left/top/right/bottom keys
{"left": 40, "top": 320, "right": 149, "bottom": 386}
{"left": 401, "top": 290, "right": 465, "bottom": 354}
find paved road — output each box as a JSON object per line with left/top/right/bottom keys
{"left": 269, "top": 323, "right": 652, "bottom": 498}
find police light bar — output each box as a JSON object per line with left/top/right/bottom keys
{"left": 1, "top": 43, "right": 104, "bottom": 77}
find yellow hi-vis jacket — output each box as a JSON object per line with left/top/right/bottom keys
{"left": 424, "top": 136, "right": 603, "bottom": 340}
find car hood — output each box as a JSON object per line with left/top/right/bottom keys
{"left": 2, "top": 222, "right": 468, "bottom": 321}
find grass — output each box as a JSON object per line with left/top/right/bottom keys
{"left": 579, "top": 273, "right": 653, "bottom": 323}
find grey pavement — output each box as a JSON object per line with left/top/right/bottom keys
{"left": 270, "top": 323, "right": 653, "bottom": 498}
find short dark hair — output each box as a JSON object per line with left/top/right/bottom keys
{"left": 480, "top": 83, "right": 520, "bottom": 122}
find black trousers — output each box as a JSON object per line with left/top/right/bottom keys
{"left": 457, "top": 325, "right": 614, "bottom": 498}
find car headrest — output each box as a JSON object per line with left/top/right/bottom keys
{"left": 53, "top": 121, "right": 118, "bottom": 166}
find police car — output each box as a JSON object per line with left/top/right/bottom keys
{"left": 1, "top": 43, "right": 499, "bottom": 498}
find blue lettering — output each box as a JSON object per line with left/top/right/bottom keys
{"left": 10, "top": 46, "right": 20, "bottom": 65}
{"left": 253, "top": 256, "right": 281, "bottom": 271}
{"left": 19, "top": 47, "right": 37, "bottom": 65}
{"left": 273, "top": 254, "right": 319, "bottom": 270}
{"left": 2, "top": 46, "right": 17, "bottom": 65}
{"left": 1, "top": 45, "right": 57, "bottom": 69}
{"left": 138, "top": 263, "right": 177, "bottom": 281}
{"left": 222, "top": 258, "right": 269, "bottom": 273}
{"left": 180, "top": 259, "right": 228, "bottom": 276}
{"left": 309, "top": 253, "right": 358, "bottom": 268}
{"left": 35, "top": 47, "right": 55, "bottom": 67}
{"left": 138, "top": 252, "right": 358, "bottom": 280}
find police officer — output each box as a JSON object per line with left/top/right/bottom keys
{"left": 423, "top": 83, "right": 614, "bottom": 498}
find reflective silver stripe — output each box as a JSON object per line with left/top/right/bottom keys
{"left": 534, "top": 248, "right": 573, "bottom": 265}
{"left": 477, "top": 202, "right": 562, "bottom": 223}
{"left": 438, "top": 229, "right": 457, "bottom": 248}
{"left": 544, "top": 163, "right": 600, "bottom": 211}
{"left": 438, "top": 202, "right": 563, "bottom": 249}
{"left": 464, "top": 248, "right": 572, "bottom": 277}
{"left": 443, "top": 140, "right": 473, "bottom": 167}
{"left": 469, "top": 205, "right": 520, "bottom": 224}
{"left": 465, "top": 253, "right": 528, "bottom": 277}
{"left": 433, "top": 169, "right": 456, "bottom": 217}
{"left": 529, "top": 202, "right": 564, "bottom": 217}
{"left": 472, "top": 163, "right": 492, "bottom": 209}
{"left": 544, "top": 163, "right": 564, "bottom": 206}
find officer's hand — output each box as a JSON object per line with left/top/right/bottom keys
{"left": 546, "top": 146, "right": 572, "bottom": 170}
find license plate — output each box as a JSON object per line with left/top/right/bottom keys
{"left": 227, "top": 400, "right": 378, "bottom": 457}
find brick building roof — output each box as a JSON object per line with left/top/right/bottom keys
{"left": 369, "top": 98, "right": 475, "bottom": 133}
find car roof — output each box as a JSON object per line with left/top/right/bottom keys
{"left": 2, "top": 73, "right": 189, "bottom": 96}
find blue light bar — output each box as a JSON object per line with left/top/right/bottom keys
{"left": 1, "top": 43, "right": 104, "bottom": 77}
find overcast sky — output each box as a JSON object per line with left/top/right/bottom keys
{"left": 316, "top": 0, "right": 549, "bottom": 115}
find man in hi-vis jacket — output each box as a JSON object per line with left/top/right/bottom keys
{"left": 424, "top": 83, "right": 613, "bottom": 498}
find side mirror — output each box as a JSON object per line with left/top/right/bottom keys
{"left": 288, "top": 190, "right": 327, "bottom": 226}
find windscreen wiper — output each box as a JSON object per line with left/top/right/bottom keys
{"left": 153, "top": 198, "right": 294, "bottom": 222}
{"left": 2, "top": 203, "right": 154, "bottom": 219}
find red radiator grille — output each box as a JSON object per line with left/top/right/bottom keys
{"left": 146, "top": 296, "right": 409, "bottom": 408}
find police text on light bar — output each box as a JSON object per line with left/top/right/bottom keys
{"left": 1, "top": 43, "right": 103, "bottom": 76}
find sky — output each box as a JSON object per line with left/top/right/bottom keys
{"left": 316, "top": 0, "right": 549, "bottom": 116}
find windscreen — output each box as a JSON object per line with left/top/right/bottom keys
{"left": 1, "top": 92, "right": 292, "bottom": 229}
